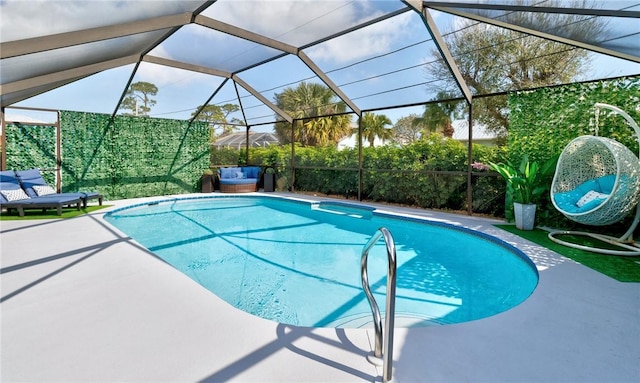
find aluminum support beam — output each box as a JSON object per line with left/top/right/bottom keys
{"left": 409, "top": 3, "right": 473, "bottom": 104}
{"left": 144, "top": 55, "right": 231, "bottom": 78}
{"left": 231, "top": 75, "right": 293, "bottom": 124}
{"left": 1, "top": 13, "right": 193, "bottom": 59}
{"left": 194, "top": 15, "right": 298, "bottom": 54}
{"left": 298, "top": 51, "right": 361, "bottom": 116}
{"left": 1, "top": 55, "right": 139, "bottom": 95}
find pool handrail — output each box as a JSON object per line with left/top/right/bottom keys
{"left": 361, "top": 227, "right": 397, "bottom": 383}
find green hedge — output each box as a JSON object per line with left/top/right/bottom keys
{"left": 3, "top": 124, "right": 57, "bottom": 180}
{"left": 5, "top": 112, "right": 210, "bottom": 200}
{"left": 212, "top": 134, "right": 506, "bottom": 215}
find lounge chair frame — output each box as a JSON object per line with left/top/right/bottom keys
{"left": 4, "top": 197, "right": 82, "bottom": 217}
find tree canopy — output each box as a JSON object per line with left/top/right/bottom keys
{"left": 426, "top": 0, "right": 604, "bottom": 133}
{"left": 119, "top": 81, "right": 158, "bottom": 116}
{"left": 391, "top": 114, "right": 422, "bottom": 144}
{"left": 191, "top": 104, "right": 242, "bottom": 141}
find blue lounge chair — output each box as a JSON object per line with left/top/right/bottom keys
{"left": 0, "top": 170, "right": 82, "bottom": 216}
{"left": 16, "top": 168, "right": 102, "bottom": 208}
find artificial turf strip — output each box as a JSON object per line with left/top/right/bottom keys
{"left": 0, "top": 205, "right": 111, "bottom": 220}
{"left": 495, "top": 224, "right": 640, "bottom": 283}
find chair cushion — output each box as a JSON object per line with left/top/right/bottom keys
{"left": 16, "top": 168, "right": 49, "bottom": 198}
{"left": 576, "top": 190, "right": 609, "bottom": 208}
{"left": 554, "top": 176, "right": 614, "bottom": 214}
{"left": 33, "top": 184, "right": 56, "bottom": 196}
{"left": 595, "top": 174, "right": 616, "bottom": 194}
{"left": 0, "top": 170, "right": 21, "bottom": 190}
{"left": 0, "top": 170, "right": 23, "bottom": 203}
{"left": 1, "top": 188, "right": 30, "bottom": 201}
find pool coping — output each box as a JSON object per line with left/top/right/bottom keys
{"left": 2, "top": 192, "right": 639, "bottom": 382}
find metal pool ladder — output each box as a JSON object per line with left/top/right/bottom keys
{"left": 361, "top": 227, "right": 397, "bottom": 383}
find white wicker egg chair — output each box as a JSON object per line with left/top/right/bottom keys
{"left": 548, "top": 103, "right": 640, "bottom": 256}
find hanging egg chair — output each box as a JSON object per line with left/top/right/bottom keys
{"left": 549, "top": 103, "right": 640, "bottom": 256}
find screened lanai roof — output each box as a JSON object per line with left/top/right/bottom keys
{"left": 213, "top": 131, "right": 280, "bottom": 149}
{"left": 1, "top": 0, "right": 638, "bottom": 126}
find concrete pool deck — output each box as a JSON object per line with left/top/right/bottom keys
{"left": 1, "top": 192, "right": 639, "bottom": 382}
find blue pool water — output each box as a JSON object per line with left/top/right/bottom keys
{"left": 104, "top": 196, "right": 538, "bottom": 328}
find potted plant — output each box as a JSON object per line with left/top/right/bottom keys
{"left": 201, "top": 168, "right": 215, "bottom": 193}
{"left": 263, "top": 166, "right": 276, "bottom": 192}
{"left": 489, "top": 155, "right": 557, "bottom": 230}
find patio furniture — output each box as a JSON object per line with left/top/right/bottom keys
{"left": 218, "top": 166, "right": 261, "bottom": 193}
{"left": 16, "top": 168, "right": 102, "bottom": 208}
{"left": 0, "top": 170, "right": 82, "bottom": 216}
{"left": 549, "top": 103, "right": 640, "bottom": 255}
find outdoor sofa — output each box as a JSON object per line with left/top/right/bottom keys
{"left": 218, "top": 166, "right": 261, "bottom": 193}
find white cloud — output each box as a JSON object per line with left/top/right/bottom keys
{"left": 206, "top": 0, "right": 416, "bottom": 64}
{"left": 206, "top": 0, "right": 359, "bottom": 44}
{"left": 306, "top": 11, "right": 416, "bottom": 65}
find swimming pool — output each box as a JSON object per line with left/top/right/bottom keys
{"left": 104, "top": 196, "right": 538, "bottom": 328}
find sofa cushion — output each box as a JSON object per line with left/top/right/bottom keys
{"left": 219, "top": 178, "right": 258, "bottom": 185}
{"left": 243, "top": 166, "right": 260, "bottom": 179}
{"left": 220, "top": 167, "right": 241, "bottom": 179}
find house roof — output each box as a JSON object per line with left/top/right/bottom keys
{"left": 451, "top": 120, "right": 499, "bottom": 141}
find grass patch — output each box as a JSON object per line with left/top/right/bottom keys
{"left": 495, "top": 224, "right": 640, "bottom": 283}
{"left": 1, "top": 205, "right": 111, "bottom": 220}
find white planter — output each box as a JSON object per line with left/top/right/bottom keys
{"left": 514, "top": 202, "right": 536, "bottom": 230}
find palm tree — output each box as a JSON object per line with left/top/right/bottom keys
{"left": 360, "top": 112, "right": 392, "bottom": 147}
{"left": 274, "top": 82, "right": 352, "bottom": 146}
{"left": 412, "top": 92, "right": 460, "bottom": 138}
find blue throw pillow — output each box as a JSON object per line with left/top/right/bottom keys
{"left": 220, "top": 167, "right": 240, "bottom": 179}
{"left": 595, "top": 174, "right": 616, "bottom": 194}
{"left": 575, "top": 179, "right": 599, "bottom": 195}
{"left": 245, "top": 167, "right": 259, "bottom": 179}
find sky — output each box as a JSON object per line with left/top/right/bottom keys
{"left": 2, "top": 0, "right": 639, "bottom": 131}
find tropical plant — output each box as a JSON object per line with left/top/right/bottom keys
{"left": 489, "top": 155, "right": 558, "bottom": 205}
{"left": 360, "top": 112, "right": 392, "bottom": 147}
{"left": 119, "top": 81, "right": 158, "bottom": 116}
{"left": 273, "top": 82, "right": 352, "bottom": 146}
